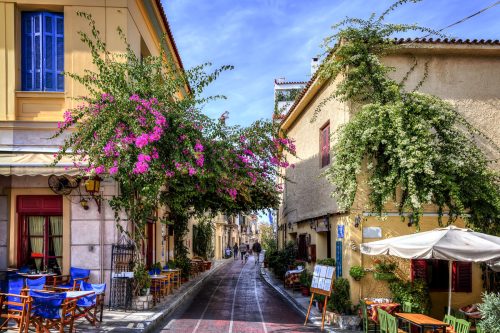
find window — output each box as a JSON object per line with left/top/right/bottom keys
{"left": 21, "top": 12, "right": 64, "bottom": 91}
{"left": 320, "top": 122, "right": 330, "bottom": 167}
{"left": 297, "top": 234, "right": 308, "bottom": 260}
{"left": 411, "top": 259, "right": 472, "bottom": 292}
{"left": 17, "top": 196, "right": 63, "bottom": 273}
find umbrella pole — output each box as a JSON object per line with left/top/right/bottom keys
{"left": 448, "top": 261, "right": 452, "bottom": 315}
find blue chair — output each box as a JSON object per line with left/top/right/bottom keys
{"left": 26, "top": 276, "right": 46, "bottom": 291}
{"left": 30, "top": 290, "right": 76, "bottom": 332}
{"left": 149, "top": 268, "right": 161, "bottom": 276}
{"left": 0, "top": 278, "right": 31, "bottom": 332}
{"left": 75, "top": 282, "right": 106, "bottom": 325}
{"left": 53, "top": 267, "right": 90, "bottom": 290}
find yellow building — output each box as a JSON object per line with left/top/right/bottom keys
{"left": 278, "top": 39, "right": 500, "bottom": 317}
{"left": 0, "top": 0, "right": 185, "bottom": 289}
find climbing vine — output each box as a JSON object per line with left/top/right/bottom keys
{"left": 318, "top": 0, "right": 500, "bottom": 232}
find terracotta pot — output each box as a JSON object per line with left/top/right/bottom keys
{"left": 301, "top": 286, "right": 310, "bottom": 296}
{"left": 181, "top": 277, "right": 188, "bottom": 283}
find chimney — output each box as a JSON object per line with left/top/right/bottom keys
{"left": 311, "top": 57, "right": 319, "bottom": 75}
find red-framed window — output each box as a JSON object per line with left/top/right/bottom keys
{"left": 320, "top": 122, "right": 330, "bottom": 168}
{"left": 411, "top": 259, "right": 472, "bottom": 292}
{"left": 17, "top": 195, "right": 63, "bottom": 273}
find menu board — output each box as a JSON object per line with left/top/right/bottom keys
{"left": 310, "top": 264, "right": 335, "bottom": 295}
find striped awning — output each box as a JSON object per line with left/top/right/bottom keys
{"left": 0, "top": 153, "right": 79, "bottom": 176}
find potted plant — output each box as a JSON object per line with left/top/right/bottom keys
{"left": 176, "top": 256, "right": 191, "bottom": 283}
{"left": 315, "top": 294, "right": 326, "bottom": 312}
{"left": 329, "top": 278, "right": 361, "bottom": 330}
{"left": 317, "top": 258, "right": 335, "bottom": 267}
{"left": 133, "top": 263, "right": 151, "bottom": 296}
{"left": 349, "top": 265, "right": 366, "bottom": 281}
{"left": 299, "top": 270, "right": 312, "bottom": 296}
{"left": 478, "top": 292, "right": 500, "bottom": 333}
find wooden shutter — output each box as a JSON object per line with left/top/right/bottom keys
{"left": 321, "top": 123, "right": 330, "bottom": 167}
{"left": 452, "top": 262, "right": 472, "bottom": 292}
{"left": 22, "top": 12, "right": 43, "bottom": 91}
{"left": 55, "top": 14, "right": 64, "bottom": 91}
{"left": 411, "top": 259, "right": 428, "bottom": 282}
{"left": 17, "top": 195, "right": 62, "bottom": 214}
{"left": 42, "top": 12, "right": 63, "bottom": 91}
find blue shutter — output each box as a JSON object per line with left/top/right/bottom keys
{"left": 55, "top": 14, "right": 64, "bottom": 91}
{"left": 335, "top": 240, "right": 342, "bottom": 277}
{"left": 22, "top": 12, "right": 43, "bottom": 91}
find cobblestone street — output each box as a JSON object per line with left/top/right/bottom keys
{"left": 155, "top": 256, "right": 320, "bottom": 333}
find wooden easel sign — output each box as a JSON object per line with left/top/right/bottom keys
{"left": 304, "top": 264, "right": 335, "bottom": 331}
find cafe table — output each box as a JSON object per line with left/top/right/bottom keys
{"left": 370, "top": 302, "right": 400, "bottom": 323}
{"left": 17, "top": 272, "right": 57, "bottom": 279}
{"left": 395, "top": 313, "right": 449, "bottom": 333}
{"left": 162, "top": 269, "right": 181, "bottom": 289}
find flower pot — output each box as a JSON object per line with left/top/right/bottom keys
{"left": 140, "top": 287, "right": 150, "bottom": 296}
{"left": 318, "top": 302, "right": 324, "bottom": 312}
{"left": 301, "top": 286, "right": 310, "bottom": 296}
{"left": 204, "top": 261, "right": 212, "bottom": 270}
{"left": 181, "top": 277, "right": 188, "bottom": 283}
{"left": 338, "top": 315, "right": 361, "bottom": 330}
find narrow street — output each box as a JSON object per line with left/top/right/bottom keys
{"left": 155, "top": 256, "right": 320, "bottom": 333}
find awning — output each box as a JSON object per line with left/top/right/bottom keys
{"left": 0, "top": 153, "right": 79, "bottom": 176}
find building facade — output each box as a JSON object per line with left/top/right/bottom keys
{"left": 0, "top": 0, "right": 185, "bottom": 289}
{"left": 278, "top": 39, "right": 500, "bottom": 317}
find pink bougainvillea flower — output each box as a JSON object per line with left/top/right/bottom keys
{"left": 138, "top": 153, "right": 151, "bottom": 163}
{"left": 135, "top": 134, "right": 149, "bottom": 148}
{"left": 165, "top": 170, "right": 175, "bottom": 178}
{"left": 188, "top": 167, "right": 197, "bottom": 176}
{"left": 94, "top": 165, "right": 106, "bottom": 175}
{"left": 133, "top": 161, "right": 149, "bottom": 174}
{"left": 194, "top": 140, "right": 204, "bottom": 152}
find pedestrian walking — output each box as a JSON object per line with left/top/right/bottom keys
{"left": 252, "top": 241, "right": 262, "bottom": 265}
{"left": 239, "top": 243, "right": 247, "bottom": 263}
{"left": 225, "top": 245, "right": 232, "bottom": 259}
{"left": 233, "top": 243, "right": 238, "bottom": 260}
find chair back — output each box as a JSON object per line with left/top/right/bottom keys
{"left": 30, "top": 290, "right": 66, "bottom": 319}
{"left": 403, "top": 301, "right": 414, "bottom": 312}
{"left": 476, "top": 325, "right": 483, "bottom": 333}
{"left": 378, "top": 308, "right": 388, "bottom": 333}
{"left": 7, "top": 278, "right": 25, "bottom": 310}
{"left": 77, "top": 282, "right": 106, "bottom": 307}
{"left": 386, "top": 314, "right": 397, "bottom": 333}
{"left": 455, "top": 319, "right": 471, "bottom": 333}
{"left": 149, "top": 268, "right": 161, "bottom": 275}
{"left": 69, "top": 267, "right": 90, "bottom": 285}
{"left": 454, "top": 311, "right": 466, "bottom": 320}
{"left": 26, "top": 276, "right": 46, "bottom": 290}
{"left": 443, "top": 314, "right": 456, "bottom": 329}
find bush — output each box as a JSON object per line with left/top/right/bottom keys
{"left": 267, "top": 241, "right": 297, "bottom": 278}
{"left": 389, "top": 279, "right": 431, "bottom": 314}
{"left": 317, "top": 258, "right": 336, "bottom": 266}
{"left": 300, "top": 270, "right": 313, "bottom": 287}
{"left": 328, "top": 278, "right": 352, "bottom": 314}
{"left": 478, "top": 292, "right": 500, "bottom": 333}
{"left": 349, "top": 265, "right": 366, "bottom": 281}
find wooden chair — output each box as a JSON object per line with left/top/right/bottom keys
{"left": 30, "top": 290, "right": 76, "bottom": 333}
{"left": 386, "top": 313, "right": 406, "bottom": 333}
{"left": 361, "top": 300, "right": 379, "bottom": 333}
{"left": 0, "top": 293, "right": 31, "bottom": 333}
{"left": 455, "top": 319, "right": 471, "bottom": 333}
{"left": 378, "top": 308, "right": 388, "bottom": 333}
{"left": 475, "top": 325, "right": 483, "bottom": 333}
{"left": 74, "top": 282, "right": 106, "bottom": 326}
{"left": 402, "top": 302, "right": 414, "bottom": 313}
{"left": 51, "top": 267, "right": 90, "bottom": 291}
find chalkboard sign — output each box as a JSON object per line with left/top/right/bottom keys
{"left": 310, "top": 264, "right": 335, "bottom": 296}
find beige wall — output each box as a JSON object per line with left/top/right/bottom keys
{"left": 279, "top": 44, "right": 500, "bottom": 315}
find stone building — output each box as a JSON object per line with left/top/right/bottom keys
{"left": 277, "top": 39, "right": 500, "bottom": 317}
{"left": 0, "top": 0, "right": 185, "bottom": 291}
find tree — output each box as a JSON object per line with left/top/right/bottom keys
{"left": 52, "top": 13, "right": 296, "bottom": 265}
{"left": 316, "top": 0, "right": 500, "bottom": 232}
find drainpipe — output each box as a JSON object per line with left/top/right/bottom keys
{"left": 100, "top": 197, "right": 105, "bottom": 283}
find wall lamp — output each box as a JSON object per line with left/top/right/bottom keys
{"left": 83, "top": 176, "right": 102, "bottom": 213}
{"left": 407, "top": 215, "right": 414, "bottom": 227}
{"left": 354, "top": 215, "right": 361, "bottom": 228}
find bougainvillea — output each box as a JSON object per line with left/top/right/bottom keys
{"left": 317, "top": 0, "right": 500, "bottom": 232}
{"left": 52, "top": 13, "right": 296, "bottom": 255}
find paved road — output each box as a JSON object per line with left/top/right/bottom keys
{"left": 155, "top": 256, "right": 320, "bottom": 333}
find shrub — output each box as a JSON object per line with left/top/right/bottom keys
{"left": 389, "top": 279, "right": 431, "bottom": 314}
{"left": 328, "top": 278, "right": 352, "bottom": 314}
{"left": 317, "top": 258, "right": 336, "bottom": 266}
{"left": 300, "top": 270, "right": 313, "bottom": 287}
{"left": 267, "top": 241, "right": 297, "bottom": 278}
{"left": 349, "top": 265, "right": 366, "bottom": 281}
{"left": 478, "top": 292, "right": 500, "bottom": 333}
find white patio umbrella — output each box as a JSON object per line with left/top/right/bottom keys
{"left": 360, "top": 226, "right": 500, "bottom": 315}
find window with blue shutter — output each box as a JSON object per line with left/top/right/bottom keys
{"left": 22, "top": 12, "right": 64, "bottom": 92}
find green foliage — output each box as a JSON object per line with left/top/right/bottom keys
{"left": 317, "top": 258, "right": 336, "bottom": 266}
{"left": 389, "top": 279, "right": 431, "bottom": 314}
{"left": 328, "top": 277, "right": 352, "bottom": 314}
{"left": 478, "top": 292, "right": 500, "bottom": 333}
{"left": 317, "top": 0, "right": 500, "bottom": 232}
{"left": 349, "top": 265, "right": 366, "bottom": 281}
{"left": 260, "top": 223, "right": 277, "bottom": 253}
{"left": 300, "top": 270, "right": 313, "bottom": 287}
{"left": 267, "top": 241, "right": 298, "bottom": 278}
{"left": 193, "top": 216, "right": 215, "bottom": 260}
{"left": 275, "top": 89, "right": 302, "bottom": 103}
{"left": 133, "top": 262, "right": 151, "bottom": 295}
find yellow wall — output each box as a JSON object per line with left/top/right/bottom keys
{"left": 0, "top": 0, "right": 184, "bottom": 121}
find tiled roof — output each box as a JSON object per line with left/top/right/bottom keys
{"left": 274, "top": 79, "right": 308, "bottom": 85}
{"left": 280, "top": 37, "right": 500, "bottom": 127}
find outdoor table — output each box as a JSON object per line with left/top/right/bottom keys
{"left": 370, "top": 303, "right": 400, "bottom": 323}
{"left": 162, "top": 269, "right": 181, "bottom": 289}
{"left": 284, "top": 268, "right": 304, "bottom": 290}
{"left": 17, "top": 272, "right": 56, "bottom": 279}
{"left": 395, "top": 312, "right": 448, "bottom": 333}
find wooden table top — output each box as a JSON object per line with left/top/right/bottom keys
{"left": 395, "top": 313, "right": 448, "bottom": 326}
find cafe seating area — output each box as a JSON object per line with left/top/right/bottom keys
{"left": 0, "top": 266, "right": 106, "bottom": 332}
{"left": 361, "top": 298, "right": 484, "bottom": 333}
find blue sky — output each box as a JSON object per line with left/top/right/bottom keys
{"left": 163, "top": 0, "right": 499, "bottom": 128}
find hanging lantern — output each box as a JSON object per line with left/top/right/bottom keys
{"left": 85, "top": 177, "right": 101, "bottom": 194}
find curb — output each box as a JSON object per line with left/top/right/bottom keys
{"left": 259, "top": 266, "right": 337, "bottom": 333}
{"left": 142, "top": 259, "right": 231, "bottom": 333}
